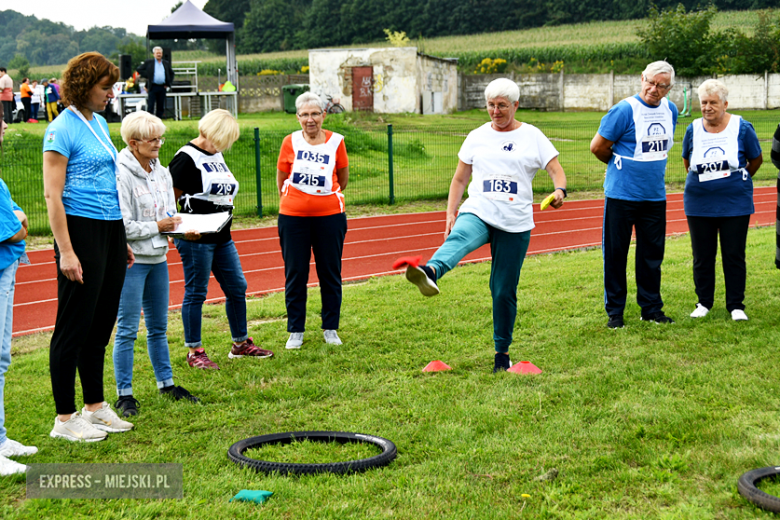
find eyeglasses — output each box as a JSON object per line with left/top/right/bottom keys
{"left": 140, "top": 137, "right": 165, "bottom": 145}
{"left": 644, "top": 78, "right": 671, "bottom": 91}
{"left": 487, "top": 103, "right": 511, "bottom": 111}
{"left": 298, "top": 112, "right": 323, "bottom": 119}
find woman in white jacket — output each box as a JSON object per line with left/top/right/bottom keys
{"left": 114, "top": 111, "right": 197, "bottom": 418}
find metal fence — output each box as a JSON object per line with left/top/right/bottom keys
{"left": 3, "top": 118, "right": 778, "bottom": 235}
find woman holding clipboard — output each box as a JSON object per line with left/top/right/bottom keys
{"left": 169, "top": 109, "right": 274, "bottom": 370}
{"left": 113, "top": 111, "right": 198, "bottom": 418}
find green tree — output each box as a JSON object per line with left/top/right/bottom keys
{"left": 8, "top": 54, "right": 30, "bottom": 79}
{"left": 240, "top": 0, "right": 311, "bottom": 53}
{"left": 636, "top": 4, "right": 719, "bottom": 76}
{"left": 111, "top": 40, "right": 148, "bottom": 77}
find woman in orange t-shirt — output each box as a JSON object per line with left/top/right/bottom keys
{"left": 276, "top": 92, "right": 349, "bottom": 349}
{"left": 20, "top": 78, "right": 32, "bottom": 123}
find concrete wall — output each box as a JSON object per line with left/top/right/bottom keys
{"left": 417, "top": 54, "right": 458, "bottom": 114}
{"left": 459, "top": 72, "right": 780, "bottom": 112}
{"left": 309, "top": 47, "right": 418, "bottom": 113}
{"left": 308, "top": 47, "right": 458, "bottom": 114}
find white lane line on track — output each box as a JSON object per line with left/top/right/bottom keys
{"left": 14, "top": 200, "right": 777, "bottom": 307}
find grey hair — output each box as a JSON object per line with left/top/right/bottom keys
{"left": 296, "top": 92, "right": 325, "bottom": 112}
{"left": 484, "top": 78, "right": 520, "bottom": 104}
{"left": 642, "top": 61, "right": 676, "bottom": 86}
{"left": 153, "top": 46, "right": 163, "bottom": 53}
{"left": 697, "top": 79, "right": 728, "bottom": 102}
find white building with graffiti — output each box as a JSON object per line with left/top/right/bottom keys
{"left": 308, "top": 47, "right": 458, "bottom": 114}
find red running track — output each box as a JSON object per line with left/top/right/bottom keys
{"left": 13, "top": 186, "right": 777, "bottom": 337}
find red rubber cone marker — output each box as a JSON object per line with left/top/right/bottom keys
{"left": 392, "top": 256, "right": 422, "bottom": 270}
{"left": 422, "top": 360, "right": 452, "bottom": 372}
{"left": 508, "top": 361, "right": 542, "bottom": 374}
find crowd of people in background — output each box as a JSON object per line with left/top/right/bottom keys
{"left": 0, "top": 51, "right": 776, "bottom": 476}
{"left": 0, "top": 71, "right": 61, "bottom": 124}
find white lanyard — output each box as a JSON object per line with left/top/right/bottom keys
{"left": 68, "top": 106, "right": 117, "bottom": 167}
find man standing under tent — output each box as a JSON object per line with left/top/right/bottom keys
{"left": 136, "top": 47, "right": 174, "bottom": 119}
{"left": 590, "top": 61, "right": 678, "bottom": 329}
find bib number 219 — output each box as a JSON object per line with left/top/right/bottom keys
{"left": 209, "top": 183, "right": 237, "bottom": 196}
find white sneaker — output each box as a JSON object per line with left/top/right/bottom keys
{"left": 50, "top": 412, "right": 107, "bottom": 442}
{"left": 286, "top": 332, "right": 304, "bottom": 350}
{"left": 690, "top": 304, "right": 710, "bottom": 318}
{"left": 0, "top": 455, "right": 27, "bottom": 476}
{"left": 731, "top": 309, "right": 749, "bottom": 321}
{"left": 405, "top": 265, "right": 440, "bottom": 297}
{"left": 0, "top": 438, "right": 38, "bottom": 457}
{"left": 82, "top": 403, "right": 133, "bottom": 433}
{"left": 323, "top": 330, "right": 343, "bottom": 345}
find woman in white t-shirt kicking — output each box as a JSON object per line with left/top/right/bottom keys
{"left": 395, "top": 78, "right": 567, "bottom": 373}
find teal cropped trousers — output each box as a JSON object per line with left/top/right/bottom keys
{"left": 427, "top": 212, "right": 531, "bottom": 353}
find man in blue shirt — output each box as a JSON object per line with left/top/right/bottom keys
{"left": 590, "top": 61, "right": 679, "bottom": 329}
{"left": 136, "top": 47, "right": 174, "bottom": 119}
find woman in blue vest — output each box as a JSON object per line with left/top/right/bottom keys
{"left": 682, "top": 79, "right": 763, "bottom": 321}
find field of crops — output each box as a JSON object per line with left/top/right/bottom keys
{"left": 167, "top": 10, "right": 762, "bottom": 75}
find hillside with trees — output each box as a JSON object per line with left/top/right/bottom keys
{"left": 0, "top": 10, "right": 144, "bottom": 69}
{"left": 203, "top": 0, "right": 780, "bottom": 53}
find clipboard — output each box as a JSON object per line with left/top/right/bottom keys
{"left": 161, "top": 212, "right": 232, "bottom": 236}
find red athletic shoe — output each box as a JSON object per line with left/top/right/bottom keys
{"left": 228, "top": 338, "right": 274, "bottom": 359}
{"left": 187, "top": 348, "right": 220, "bottom": 370}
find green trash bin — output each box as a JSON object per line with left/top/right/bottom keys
{"left": 282, "top": 84, "right": 310, "bottom": 114}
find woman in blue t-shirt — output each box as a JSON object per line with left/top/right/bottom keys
{"left": 682, "top": 79, "right": 763, "bottom": 322}
{"left": 0, "top": 179, "right": 37, "bottom": 475}
{"left": 43, "top": 52, "right": 135, "bottom": 443}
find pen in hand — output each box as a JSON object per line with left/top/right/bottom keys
{"left": 157, "top": 210, "right": 182, "bottom": 233}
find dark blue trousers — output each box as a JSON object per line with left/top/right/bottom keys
{"left": 147, "top": 84, "right": 166, "bottom": 119}
{"left": 278, "top": 213, "right": 347, "bottom": 332}
{"left": 603, "top": 197, "right": 666, "bottom": 318}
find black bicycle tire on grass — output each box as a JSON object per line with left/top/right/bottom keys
{"left": 738, "top": 466, "right": 780, "bottom": 512}
{"left": 228, "top": 431, "right": 397, "bottom": 475}
{"left": 328, "top": 104, "right": 345, "bottom": 114}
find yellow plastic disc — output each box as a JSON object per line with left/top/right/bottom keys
{"left": 540, "top": 193, "right": 556, "bottom": 211}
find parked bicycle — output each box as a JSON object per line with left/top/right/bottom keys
{"left": 324, "top": 94, "right": 345, "bottom": 114}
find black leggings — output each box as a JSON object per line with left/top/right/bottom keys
{"left": 50, "top": 216, "right": 127, "bottom": 415}
{"left": 21, "top": 97, "right": 31, "bottom": 122}
{"left": 687, "top": 214, "right": 750, "bottom": 312}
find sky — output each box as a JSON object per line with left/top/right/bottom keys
{"left": 1, "top": 0, "right": 210, "bottom": 36}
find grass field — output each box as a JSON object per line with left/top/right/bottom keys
{"left": 3, "top": 108, "right": 779, "bottom": 235}
{"left": 3, "top": 223, "right": 780, "bottom": 518}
